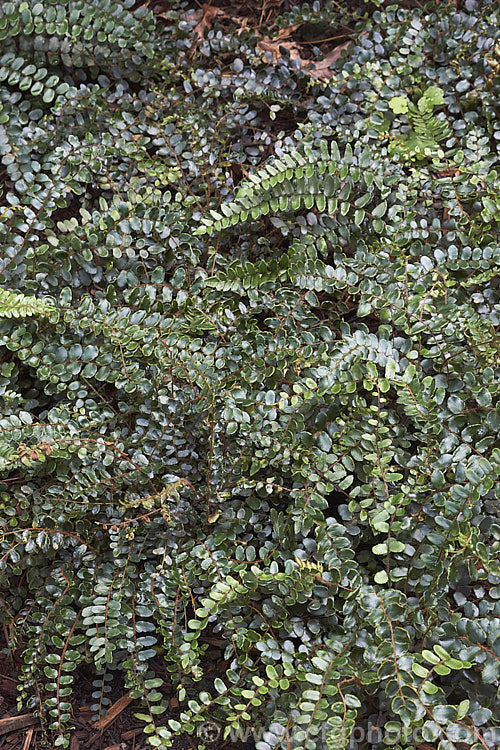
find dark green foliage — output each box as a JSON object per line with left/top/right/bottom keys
{"left": 0, "top": 0, "right": 499, "bottom": 749}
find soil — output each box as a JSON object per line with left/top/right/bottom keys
{"left": 0, "top": 630, "right": 254, "bottom": 750}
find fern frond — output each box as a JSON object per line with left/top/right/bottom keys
{"left": 412, "top": 109, "right": 450, "bottom": 143}
{"left": 389, "top": 104, "right": 453, "bottom": 160}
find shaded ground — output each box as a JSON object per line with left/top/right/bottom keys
{"left": 0, "top": 629, "right": 255, "bottom": 750}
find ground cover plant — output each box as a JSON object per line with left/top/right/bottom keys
{"left": 0, "top": 0, "right": 499, "bottom": 748}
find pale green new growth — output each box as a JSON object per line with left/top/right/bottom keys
{"left": 0, "top": 288, "right": 54, "bottom": 318}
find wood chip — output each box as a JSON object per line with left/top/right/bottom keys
{"left": 121, "top": 728, "right": 144, "bottom": 741}
{"left": 77, "top": 705, "right": 94, "bottom": 724}
{"left": 434, "top": 168, "right": 459, "bottom": 178}
{"left": 0, "top": 714, "right": 39, "bottom": 737}
{"left": 91, "top": 693, "right": 132, "bottom": 732}
{"left": 70, "top": 735, "right": 80, "bottom": 750}
{"left": 0, "top": 674, "right": 18, "bottom": 694}
{"left": 22, "top": 728, "right": 34, "bottom": 750}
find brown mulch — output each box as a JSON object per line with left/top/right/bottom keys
{"left": 0, "top": 628, "right": 253, "bottom": 750}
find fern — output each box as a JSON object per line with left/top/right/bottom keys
{"left": 387, "top": 86, "right": 454, "bottom": 160}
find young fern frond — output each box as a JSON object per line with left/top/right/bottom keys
{"left": 388, "top": 87, "right": 453, "bottom": 160}
{"left": 393, "top": 107, "right": 453, "bottom": 159}
{"left": 411, "top": 108, "right": 451, "bottom": 144}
